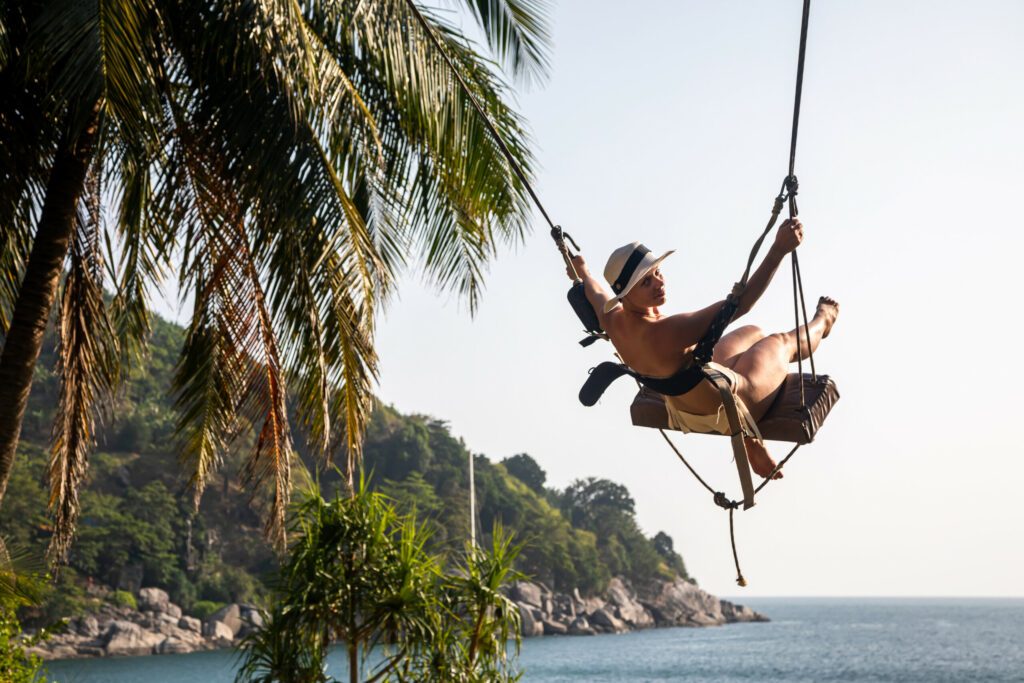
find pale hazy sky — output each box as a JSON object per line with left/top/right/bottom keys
{"left": 373, "top": 0, "right": 1024, "bottom": 597}
{"left": 156, "top": 1, "right": 1024, "bottom": 596}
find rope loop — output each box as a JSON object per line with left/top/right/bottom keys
{"left": 713, "top": 491, "right": 739, "bottom": 510}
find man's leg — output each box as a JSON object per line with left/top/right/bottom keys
{"left": 731, "top": 297, "right": 839, "bottom": 479}
{"left": 712, "top": 325, "right": 766, "bottom": 368}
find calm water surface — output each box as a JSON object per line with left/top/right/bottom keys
{"left": 45, "top": 598, "right": 1024, "bottom": 682}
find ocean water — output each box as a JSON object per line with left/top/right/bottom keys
{"left": 45, "top": 598, "right": 1024, "bottom": 682}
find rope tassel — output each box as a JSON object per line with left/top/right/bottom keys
{"left": 729, "top": 509, "right": 747, "bottom": 587}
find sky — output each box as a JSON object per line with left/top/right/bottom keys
{"left": 154, "top": 0, "right": 1024, "bottom": 597}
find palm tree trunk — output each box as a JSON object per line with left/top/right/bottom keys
{"left": 0, "top": 114, "right": 99, "bottom": 506}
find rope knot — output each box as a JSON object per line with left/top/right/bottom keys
{"left": 785, "top": 174, "right": 799, "bottom": 196}
{"left": 713, "top": 492, "right": 738, "bottom": 510}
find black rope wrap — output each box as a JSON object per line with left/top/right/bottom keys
{"left": 692, "top": 299, "right": 740, "bottom": 366}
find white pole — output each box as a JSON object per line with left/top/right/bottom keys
{"left": 469, "top": 450, "right": 477, "bottom": 549}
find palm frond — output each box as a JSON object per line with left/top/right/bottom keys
{"left": 455, "top": 0, "right": 552, "bottom": 86}
{"left": 47, "top": 164, "right": 119, "bottom": 565}
{"left": 170, "top": 123, "right": 293, "bottom": 550}
{"left": 0, "top": 537, "right": 45, "bottom": 609}
{"left": 309, "top": 0, "right": 535, "bottom": 312}
{"left": 0, "top": 56, "right": 61, "bottom": 335}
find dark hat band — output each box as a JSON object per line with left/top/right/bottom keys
{"left": 612, "top": 246, "right": 651, "bottom": 294}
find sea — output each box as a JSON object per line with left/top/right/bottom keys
{"left": 44, "top": 598, "right": 1024, "bottom": 682}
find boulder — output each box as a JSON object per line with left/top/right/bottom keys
{"left": 720, "top": 599, "right": 769, "bottom": 623}
{"left": 164, "top": 603, "right": 183, "bottom": 620}
{"left": 241, "top": 607, "right": 264, "bottom": 629}
{"left": 203, "top": 619, "right": 235, "bottom": 645}
{"left": 641, "top": 577, "right": 725, "bottom": 627}
{"left": 209, "top": 604, "right": 244, "bottom": 636}
{"left": 517, "top": 603, "right": 544, "bottom": 637}
{"left": 541, "top": 618, "right": 568, "bottom": 635}
{"left": 605, "top": 578, "right": 654, "bottom": 629}
{"left": 567, "top": 616, "right": 596, "bottom": 636}
{"left": 138, "top": 587, "right": 171, "bottom": 613}
{"left": 509, "top": 581, "right": 543, "bottom": 608}
{"left": 77, "top": 615, "right": 100, "bottom": 638}
{"left": 104, "top": 620, "right": 164, "bottom": 657}
{"left": 588, "top": 607, "right": 626, "bottom": 634}
{"left": 179, "top": 615, "right": 202, "bottom": 633}
{"left": 157, "top": 637, "right": 198, "bottom": 655}
{"left": 552, "top": 594, "right": 576, "bottom": 620}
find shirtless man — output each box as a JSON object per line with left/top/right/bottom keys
{"left": 567, "top": 218, "right": 839, "bottom": 479}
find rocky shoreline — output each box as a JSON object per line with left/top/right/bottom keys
{"left": 510, "top": 577, "right": 767, "bottom": 637}
{"left": 25, "top": 587, "right": 261, "bottom": 660}
{"left": 26, "top": 578, "right": 766, "bottom": 660}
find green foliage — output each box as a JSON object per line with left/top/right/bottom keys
{"left": 500, "top": 454, "right": 546, "bottom": 494}
{"left": 236, "top": 484, "right": 523, "bottom": 683}
{"left": 4, "top": 317, "right": 692, "bottom": 628}
{"left": 190, "top": 600, "right": 225, "bottom": 622}
{"left": 111, "top": 590, "right": 136, "bottom": 611}
{"left": 0, "top": 540, "right": 49, "bottom": 682}
{"left": 0, "top": 607, "right": 48, "bottom": 683}
{"left": 72, "top": 483, "right": 182, "bottom": 589}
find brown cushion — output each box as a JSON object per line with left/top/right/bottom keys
{"left": 630, "top": 373, "right": 839, "bottom": 444}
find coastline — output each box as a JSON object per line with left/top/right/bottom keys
{"left": 26, "top": 577, "right": 767, "bottom": 661}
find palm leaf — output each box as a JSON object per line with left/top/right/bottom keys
{"left": 456, "top": 0, "right": 552, "bottom": 86}
{"left": 47, "top": 164, "right": 119, "bottom": 564}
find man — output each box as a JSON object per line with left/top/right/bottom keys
{"left": 568, "top": 218, "right": 838, "bottom": 479}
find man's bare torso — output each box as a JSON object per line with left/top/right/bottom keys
{"left": 606, "top": 308, "right": 725, "bottom": 415}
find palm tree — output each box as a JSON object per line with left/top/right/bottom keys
{"left": 235, "top": 484, "right": 523, "bottom": 683}
{"left": 0, "top": 0, "right": 551, "bottom": 559}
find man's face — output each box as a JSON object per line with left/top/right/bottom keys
{"left": 626, "top": 267, "right": 667, "bottom": 309}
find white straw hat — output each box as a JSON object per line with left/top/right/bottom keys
{"left": 602, "top": 242, "right": 674, "bottom": 313}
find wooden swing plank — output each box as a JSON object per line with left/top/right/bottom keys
{"left": 630, "top": 373, "right": 839, "bottom": 444}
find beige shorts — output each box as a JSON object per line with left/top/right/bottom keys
{"left": 664, "top": 362, "right": 761, "bottom": 439}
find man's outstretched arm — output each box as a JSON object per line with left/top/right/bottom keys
{"left": 733, "top": 218, "right": 804, "bottom": 318}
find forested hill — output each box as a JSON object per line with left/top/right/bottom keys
{"left": 3, "top": 312, "right": 690, "bottom": 620}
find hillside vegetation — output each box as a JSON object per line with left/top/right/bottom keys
{"left": 2, "top": 313, "right": 690, "bottom": 622}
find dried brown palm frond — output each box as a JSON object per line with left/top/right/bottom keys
{"left": 47, "top": 164, "right": 119, "bottom": 564}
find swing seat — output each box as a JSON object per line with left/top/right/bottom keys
{"left": 630, "top": 373, "right": 839, "bottom": 444}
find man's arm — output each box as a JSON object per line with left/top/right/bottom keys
{"left": 653, "top": 218, "right": 805, "bottom": 351}
{"left": 567, "top": 255, "right": 618, "bottom": 330}
{"left": 733, "top": 218, "right": 803, "bottom": 318}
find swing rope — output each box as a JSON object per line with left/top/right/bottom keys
{"left": 409, "top": 0, "right": 819, "bottom": 586}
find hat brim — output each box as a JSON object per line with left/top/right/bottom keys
{"left": 603, "top": 250, "right": 674, "bottom": 313}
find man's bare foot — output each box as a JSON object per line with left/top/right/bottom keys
{"left": 745, "top": 436, "right": 783, "bottom": 480}
{"left": 816, "top": 296, "right": 840, "bottom": 338}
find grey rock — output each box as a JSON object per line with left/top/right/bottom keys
{"left": 588, "top": 607, "right": 626, "bottom": 633}
{"left": 720, "top": 599, "right": 769, "bottom": 623}
{"left": 605, "top": 578, "right": 654, "bottom": 629}
{"left": 48, "top": 644, "right": 82, "bottom": 659}
{"left": 509, "top": 581, "right": 543, "bottom": 608}
{"left": 104, "top": 620, "right": 164, "bottom": 656}
{"left": 568, "top": 616, "right": 596, "bottom": 636}
{"left": 77, "top": 615, "right": 100, "bottom": 638}
{"left": 204, "top": 619, "right": 235, "bottom": 644}
{"left": 164, "top": 603, "right": 183, "bottom": 620}
{"left": 241, "top": 607, "right": 264, "bottom": 629}
{"left": 209, "top": 603, "right": 243, "bottom": 636}
{"left": 179, "top": 615, "right": 202, "bottom": 633}
{"left": 138, "top": 587, "right": 171, "bottom": 613}
{"left": 552, "top": 594, "right": 576, "bottom": 620}
{"left": 541, "top": 618, "right": 568, "bottom": 635}
{"left": 157, "top": 637, "right": 197, "bottom": 655}
{"left": 517, "top": 603, "right": 544, "bottom": 637}
{"left": 641, "top": 577, "right": 726, "bottom": 627}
